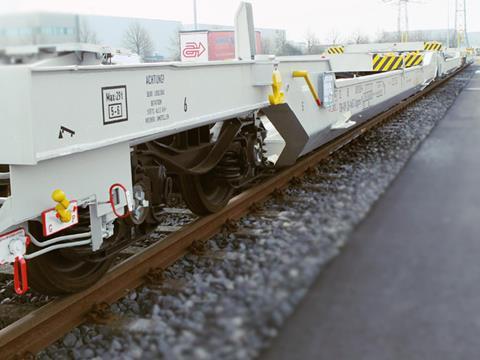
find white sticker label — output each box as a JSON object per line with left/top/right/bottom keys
{"left": 102, "top": 86, "right": 128, "bottom": 125}
{"left": 42, "top": 201, "right": 79, "bottom": 237}
{"left": 0, "top": 228, "right": 27, "bottom": 263}
{"left": 322, "top": 73, "right": 335, "bottom": 109}
{"left": 180, "top": 32, "right": 209, "bottom": 62}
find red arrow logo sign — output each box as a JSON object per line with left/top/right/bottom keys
{"left": 183, "top": 42, "right": 206, "bottom": 58}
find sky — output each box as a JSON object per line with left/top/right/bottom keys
{"left": 1, "top": 0, "right": 479, "bottom": 42}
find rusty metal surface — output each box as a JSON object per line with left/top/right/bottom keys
{"left": 0, "top": 66, "right": 467, "bottom": 359}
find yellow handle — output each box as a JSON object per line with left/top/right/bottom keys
{"left": 52, "top": 189, "right": 72, "bottom": 223}
{"left": 292, "top": 70, "right": 321, "bottom": 107}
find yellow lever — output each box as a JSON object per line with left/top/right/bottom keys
{"left": 268, "top": 70, "right": 285, "bottom": 105}
{"left": 292, "top": 70, "right": 322, "bottom": 107}
{"left": 52, "top": 189, "right": 72, "bottom": 223}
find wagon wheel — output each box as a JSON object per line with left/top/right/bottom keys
{"left": 179, "top": 171, "right": 234, "bottom": 215}
{"left": 27, "top": 220, "right": 119, "bottom": 296}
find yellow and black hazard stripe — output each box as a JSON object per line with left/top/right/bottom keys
{"left": 404, "top": 52, "right": 424, "bottom": 67}
{"left": 372, "top": 52, "right": 424, "bottom": 72}
{"left": 424, "top": 41, "right": 442, "bottom": 51}
{"left": 372, "top": 54, "right": 404, "bottom": 72}
{"left": 327, "top": 46, "right": 345, "bottom": 55}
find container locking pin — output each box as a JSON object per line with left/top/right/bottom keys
{"left": 52, "top": 189, "right": 72, "bottom": 223}
{"left": 268, "top": 70, "right": 285, "bottom": 105}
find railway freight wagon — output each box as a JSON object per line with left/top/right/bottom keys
{"left": 0, "top": 2, "right": 469, "bottom": 296}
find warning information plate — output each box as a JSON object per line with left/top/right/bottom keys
{"left": 42, "top": 201, "right": 79, "bottom": 237}
{"left": 102, "top": 85, "right": 128, "bottom": 125}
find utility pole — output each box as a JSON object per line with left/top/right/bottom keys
{"left": 383, "top": 0, "right": 412, "bottom": 43}
{"left": 446, "top": 0, "right": 450, "bottom": 48}
{"left": 454, "top": 0, "right": 469, "bottom": 47}
{"left": 398, "top": 0, "right": 409, "bottom": 42}
{"left": 193, "top": 0, "right": 198, "bottom": 30}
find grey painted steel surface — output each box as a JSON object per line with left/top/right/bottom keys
{"left": 262, "top": 70, "right": 480, "bottom": 360}
{"left": 0, "top": 49, "right": 448, "bottom": 236}
{"left": 345, "top": 42, "right": 426, "bottom": 53}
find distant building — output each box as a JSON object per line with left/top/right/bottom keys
{"left": 0, "top": 13, "right": 286, "bottom": 60}
{"left": 468, "top": 33, "right": 480, "bottom": 47}
{"left": 0, "top": 13, "right": 78, "bottom": 45}
{"left": 0, "top": 12, "right": 181, "bottom": 59}
{"left": 379, "top": 28, "right": 480, "bottom": 47}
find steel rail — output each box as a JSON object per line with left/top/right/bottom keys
{"left": 0, "top": 65, "right": 468, "bottom": 359}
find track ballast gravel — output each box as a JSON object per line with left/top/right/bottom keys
{"left": 38, "top": 67, "right": 476, "bottom": 360}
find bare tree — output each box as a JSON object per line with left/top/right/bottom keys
{"left": 123, "top": 22, "right": 154, "bottom": 60}
{"left": 304, "top": 29, "right": 322, "bottom": 55}
{"left": 408, "top": 30, "right": 429, "bottom": 42}
{"left": 375, "top": 30, "right": 397, "bottom": 43}
{"left": 260, "top": 37, "right": 274, "bottom": 55}
{"left": 277, "top": 41, "right": 303, "bottom": 56}
{"left": 325, "top": 28, "right": 342, "bottom": 45}
{"left": 349, "top": 30, "right": 370, "bottom": 44}
{"left": 78, "top": 19, "right": 99, "bottom": 44}
{"left": 168, "top": 25, "right": 181, "bottom": 61}
{"left": 273, "top": 31, "right": 287, "bottom": 54}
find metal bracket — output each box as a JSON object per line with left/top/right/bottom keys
{"left": 89, "top": 202, "right": 104, "bottom": 251}
{"left": 140, "top": 119, "right": 242, "bottom": 175}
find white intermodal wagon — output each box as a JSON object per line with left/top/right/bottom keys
{"left": 0, "top": 2, "right": 470, "bottom": 295}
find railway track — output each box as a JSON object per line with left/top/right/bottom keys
{"left": 0, "top": 64, "right": 469, "bottom": 359}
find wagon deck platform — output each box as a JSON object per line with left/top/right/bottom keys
{"left": 261, "top": 66, "right": 480, "bottom": 360}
